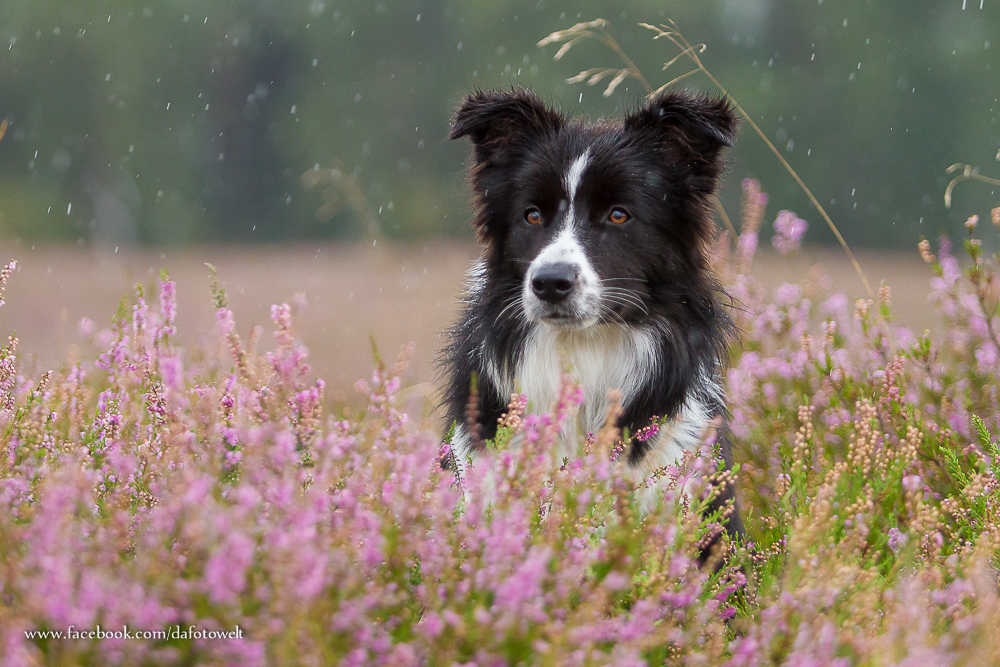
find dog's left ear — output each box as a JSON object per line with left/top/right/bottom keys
{"left": 625, "top": 90, "right": 738, "bottom": 165}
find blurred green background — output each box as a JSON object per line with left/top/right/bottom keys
{"left": 0, "top": 0, "right": 998, "bottom": 248}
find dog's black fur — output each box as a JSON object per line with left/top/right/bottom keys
{"left": 441, "top": 87, "right": 743, "bottom": 546}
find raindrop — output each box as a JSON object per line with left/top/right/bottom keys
{"left": 290, "top": 105, "right": 297, "bottom": 114}
{"left": 67, "top": 203, "right": 72, "bottom": 215}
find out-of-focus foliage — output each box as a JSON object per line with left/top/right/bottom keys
{"left": 0, "top": 0, "right": 998, "bottom": 246}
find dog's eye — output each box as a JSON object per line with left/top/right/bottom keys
{"left": 608, "top": 208, "right": 630, "bottom": 224}
{"left": 524, "top": 208, "right": 542, "bottom": 225}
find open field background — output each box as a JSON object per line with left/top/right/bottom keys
{"left": 0, "top": 241, "right": 936, "bottom": 413}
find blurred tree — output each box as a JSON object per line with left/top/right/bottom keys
{"left": 0, "top": 0, "right": 997, "bottom": 247}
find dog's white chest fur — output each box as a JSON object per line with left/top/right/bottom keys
{"left": 515, "top": 324, "right": 657, "bottom": 458}
{"left": 454, "top": 322, "right": 719, "bottom": 515}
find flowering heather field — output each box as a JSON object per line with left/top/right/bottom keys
{"left": 3, "top": 183, "right": 1000, "bottom": 666}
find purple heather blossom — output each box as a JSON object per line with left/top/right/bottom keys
{"left": 6, "top": 181, "right": 1000, "bottom": 665}
{"left": 215, "top": 307, "right": 235, "bottom": 335}
{"left": 888, "top": 528, "right": 908, "bottom": 553}
{"left": 158, "top": 279, "right": 177, "bottom": 336}
{"left": 771, "top": 210, "right": 807, "bottom": 254}
{"left": 204, "top": 531, "right": 255, "bottom": 605}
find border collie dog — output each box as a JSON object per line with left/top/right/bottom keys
{"left": 442, "top": 87, "right": 741, "bottom": 532}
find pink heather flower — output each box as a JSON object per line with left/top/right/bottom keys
{"left": 771, "top": 210, "right": 807, "bottom": 254}
{"left": 820, "top": 293, "right": 849, "bottom": 325}
{"left": 204, "top": 531, "right": 255, "bottom": 604}
{"left": 418, "top": 611, "right": 444, "bottom": 638}
{"left": 634, "top": 419, "right": 660, "bottom": 443}
{"left": 975, "top": 342, "right": 998, "bottom": 368}
{"left": 888, "top": 528, "right": 908, "bottom": 553}
{"left": 271, "top": 303, "right": 293, "bottom": 345}
{"left": 494, "top": 546, "right": 551, "bottom": 613}
{"left": 160, "top": 354, "right": 184, "bottom": 391}
{"left": 774, "top": 282, "right": 803, "bottom": 308}
{"left": 215, "top": 307, "right": 235, "bottom": 336}
{"left": 603, "top": 571, "right": 630, "bottom": 591}
{"left": 132, "top": 297, "right": 149, "bottom": 340}
{"left": 902, "top": 475, "right": 923, "bottom": 492}
{"left": 965, "top": 214, "right": 979, "bottom": 230}
{"left": 158, "top": 279, "right": 178, "bottom": 338}
{"left": 78, "top": 317, "right": 97, "bottom": 338}
{"left": 0, "top": 260, "right": 16, "bottom": 308}
{"left": 736, "top": 231, "right": 758, "bottom": 263}
{"left": 741, "top": 178, "right": 769, "bottom": 227}
{"left": 217, "top": 640, "right": 267, "bottom": 667}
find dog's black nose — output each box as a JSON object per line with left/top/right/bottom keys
{"left": 531, "top": 263, "right": 578, "bottom": 303}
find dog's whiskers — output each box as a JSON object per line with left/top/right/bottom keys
{"left": 601, "top": 289, "right": 649, "bottom": 315}
{"left": 495, "top": 294, "right": 524, "bottom": 325}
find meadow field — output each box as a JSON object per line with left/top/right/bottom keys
{"left": 0, "top": 239, "right": 934, "bottom": 411}
{"left": 4, "top": 193, "right": 1000, "bottom": 665}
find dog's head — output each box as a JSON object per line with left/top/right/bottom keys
{"left": 451, "top": 87, "right": 737, "bottom": 330}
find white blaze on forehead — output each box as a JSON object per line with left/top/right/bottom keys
{"left": 531, "top": 149, "right": 593, "bottom": 266}
{"left": 522, "top": 148, "right": 601, "bottom": 324}
{"left": 564, "top": 150, "right": 590, "bottom": 203}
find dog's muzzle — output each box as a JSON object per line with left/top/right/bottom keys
{"left": 530, "top": 263, "right": 578, "bottom": 304}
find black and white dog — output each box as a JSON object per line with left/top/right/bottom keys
{"left": 442, "top": 87, "right": 741, "bottom": 533}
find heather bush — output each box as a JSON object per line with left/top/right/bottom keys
{"left": 3, "top": 190, "right": 1000, "bottom": 666}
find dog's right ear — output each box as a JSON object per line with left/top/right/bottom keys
{"left": 450, "top": 89, "right": 562, "bottom": 162}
